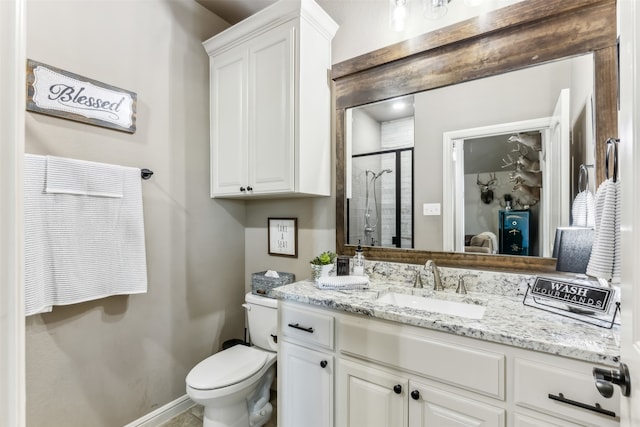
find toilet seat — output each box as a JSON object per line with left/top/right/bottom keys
{"left": 186, "top": 345, "right": 268, "bottom": 390}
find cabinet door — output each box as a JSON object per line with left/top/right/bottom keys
{"left": 338, "top": 359, "right": 408, "bottom": 427}
{"left": 279, "top": 341, "right": 333, "bottom": 427}
{"left": 409, "top": 381, "right": 505, "bottom": 427}
{"left": 247, "top": 23, "right": 295, "bottom": 194}
{"left": 513, "top": 412, "right": 582, "bottom": 427}
{"left": 209, "top": 48, "right": 248, "bottom": 196}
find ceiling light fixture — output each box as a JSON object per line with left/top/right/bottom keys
{"left": 390, "top": 0, "right": 484, "bottom": 31}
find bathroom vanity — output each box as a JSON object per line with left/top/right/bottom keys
{"left": 273, "top": 266, "right": 621, "bottom": 427}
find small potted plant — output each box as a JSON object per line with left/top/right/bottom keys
{"left": 310, "top": 250, "right": 337, "bottom": 282}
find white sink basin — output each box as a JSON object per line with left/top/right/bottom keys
{"left": 377, "top": 292, "right": 486, "bottom": 320}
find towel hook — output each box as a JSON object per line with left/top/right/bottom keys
{"left": 605, "top": 138, "right": 620, "bottom": 182}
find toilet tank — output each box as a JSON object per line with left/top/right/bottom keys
{"left": 244, "top": 292, "right": 278, "bottom": 352}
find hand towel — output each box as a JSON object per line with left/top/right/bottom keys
{"left": 586, "top": 179, "right": 621, "bottom": 283}
{"left": 571, "top": 190, "right": 596, "bottom": 227}
{"left": 45, "top": 155, "right": 124, "bottom": 198}
{"left": 24, "top": 154, "right": 148, "bottom": 316}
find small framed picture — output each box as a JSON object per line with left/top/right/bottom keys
{"left": 268, "top": 218, "right": 298, "bottom": 258}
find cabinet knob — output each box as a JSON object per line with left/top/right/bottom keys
{"left": 240, "top": 187, "right": 246, "bottom": 192}
{"left": 411, "top": 390, "right": 420, "bottom": 400}
{"left": 393, "top": 384, "right": 402, "bottom": 394}
{"left": 320, "top": 360, "right": 328, "bottom": 368}
{"left": 247, "top": 186, "right": 253, "bottom": 191}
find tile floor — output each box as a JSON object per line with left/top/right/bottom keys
{"left": 159, "top": 393, "right": 277, "bottom": 427}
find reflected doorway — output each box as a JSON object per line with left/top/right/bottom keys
{"left": 442, "top": 90, "right": 571, "bottom": 258}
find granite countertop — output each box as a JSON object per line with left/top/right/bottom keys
{"left": 271, "top": 278, "right": 621, "bottom": 366}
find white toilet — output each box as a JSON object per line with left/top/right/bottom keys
{"left": 186, "top": 292, "right": 278, "bottom": 427}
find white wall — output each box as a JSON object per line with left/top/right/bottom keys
{"left": 323, "top": 0, "right": 525, "bottom": 63}
{"left": 24, "top": 1, "right": 243, "bottom": 426}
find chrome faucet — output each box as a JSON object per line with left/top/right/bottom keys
{"left": 425, "top": 260, "right": 444, "bottom": 291}
{"left": 413, "top": 268, "right": 424, "bottom": 288}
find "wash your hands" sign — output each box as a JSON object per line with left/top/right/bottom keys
{"left": 531, "top": 277, "right": 614, "bottom": 313}
{"left": 27, "top": 59, "right": 137, "bottom": 133}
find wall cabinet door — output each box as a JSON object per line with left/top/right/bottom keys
{"left": 209, "top": 23, "right": 295, "bottom": 197}
{"left": 247, "top": 23, "right": 295, "bottom": 194}
{"left": 209, "top": 48, "right": 248, "bottom": 196}
{"left": 338, "top": 359, "right": 409, "bottom": 427}
{"left": 409, "top": 381, "right": 505, "bottom": 427}
{"left": 279, "top": 341, "right": 333, "bottom": 427}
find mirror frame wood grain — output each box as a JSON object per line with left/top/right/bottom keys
{"left": 332, "top": 0, "right": 617, "bottom": 273}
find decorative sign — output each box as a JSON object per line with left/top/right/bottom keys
{"left": 268, "top": 218, "right": 298, "bottom": 258}
{"left": 26, "top": 59, "right": 137, "bottom": 133}
{"left": 531, "top": 277, "right": 614, "bottom": 313}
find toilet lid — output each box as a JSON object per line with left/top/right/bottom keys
{"left": 186, "top": 345, "right": 268, "bottom": 390}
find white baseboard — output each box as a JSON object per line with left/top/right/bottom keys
{"left": 123, "top": 394, "right": 195, "bottom": 427}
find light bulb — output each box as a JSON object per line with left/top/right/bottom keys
{"left": 424, "top": 0, "right": 449, "bottom": 20}
{"left": 390, "top": 0, "right": 408, "bottom": 32}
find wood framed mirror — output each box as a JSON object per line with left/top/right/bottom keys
{"left": 333, "top": 0, "right": 617, "bottom": 273}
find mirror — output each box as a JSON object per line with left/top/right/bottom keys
{"left": 333, "top": 0, "right": 618, "bottom": 273}
{"left": 347, "top": 55, "right": 594, "bottom": 257}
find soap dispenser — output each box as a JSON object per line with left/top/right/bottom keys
{"left": 352, "top": 240, "right": 366, "bottom": 276}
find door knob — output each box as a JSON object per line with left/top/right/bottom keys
{"left": 593, "top": 362, "right": 631, "bottom": 397}
{"left": 320, "top": 360, "right": 328, "bottom": 368}
{"left": 240, "top": 187, "right": 246, "bottom": 192}
{"left": 247, "top": 186, "right": 253, "bottom": 191}
{"left": 411, "top": 390, "right": 420, "bottom": 400}
{"left": 393, "top": 384, "right": 402, "bottom": 394}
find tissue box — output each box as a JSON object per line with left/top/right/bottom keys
{"left": 251, "top": 271, "right": 295, "bottom": 297}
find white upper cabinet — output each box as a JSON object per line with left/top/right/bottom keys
{"left": 203, "top": 0, "right": 338, "bottom": 198}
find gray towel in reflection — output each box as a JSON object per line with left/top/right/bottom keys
{"left": 553, "top": 227, "right": 594, "bottom": 274}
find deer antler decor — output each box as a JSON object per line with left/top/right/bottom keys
{"left": 477, "top": 173, "right": 497, "bottom": 204}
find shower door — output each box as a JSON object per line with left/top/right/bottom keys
{"left": 348, "top": 148, "right": 413, "bottom": 248}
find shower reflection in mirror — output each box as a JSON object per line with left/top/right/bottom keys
{"left": 346, "top": 95, "right": 414, "bottom": 248}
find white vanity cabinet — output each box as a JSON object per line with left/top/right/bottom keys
{"left": 278, "top": 299, "right": 621, "bottom": 427}
{"left": 278, "top": 301, "right": 335, "bottom": 427}
{"left": 202, "top": 0, "right": 338, "bottom": 198}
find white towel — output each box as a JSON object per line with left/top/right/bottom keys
{"left": 45, "top": 155, "right": 124, "bottom": 198}
{"left": 586, "top": 179, "right": 621, "bottom": 283}
{"left": 316, "top": 275, "right": 370, "bottom": 290}
{"left": 571, "top": 190, "right": 595, "bottom": 227}
{"left": 24, "top": 154, "right": 148, "bottom": 316}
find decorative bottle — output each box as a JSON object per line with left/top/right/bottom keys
{"left": 352, "top": 240, "right": 365, "bottom": 276}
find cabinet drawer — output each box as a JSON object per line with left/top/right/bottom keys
{"left": 339, "top": 316, "right": 505, "bottom": 399}
{"left": 281, "top": 303, "right": 334, "bottom": 350}
{"left": 513, "top": 358, "right": 619, "bottom": 427}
